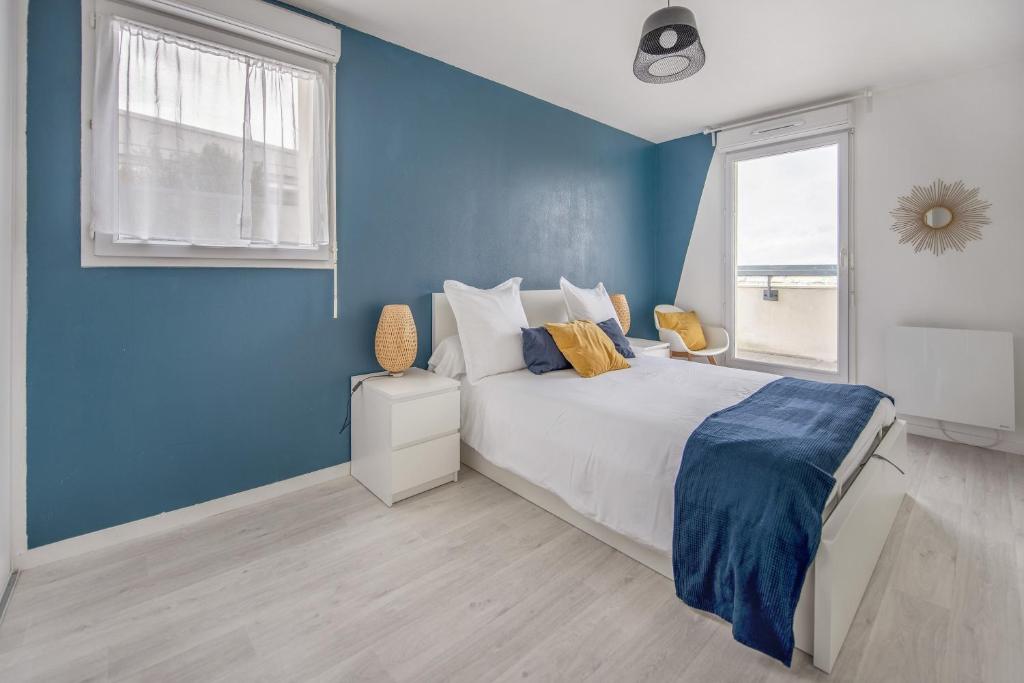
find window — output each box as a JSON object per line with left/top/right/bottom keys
{"left": 82, "top": 0, "right": 340, "bottom": 268}
{"left": 725, "top": 132, "right": 850, "bottom": 381}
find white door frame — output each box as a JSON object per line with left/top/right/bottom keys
{"left": 723, "top": 131, "right": 852, "bottom": 383}
{"left": 9, "top": 0, "right": 28, "bottom": 569}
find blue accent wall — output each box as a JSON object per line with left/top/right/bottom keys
{"left": 26, "top": 1, "right": 660, "bottom": 546}
{"left": 655, "top": 133, "right": 715, "bottom": 304}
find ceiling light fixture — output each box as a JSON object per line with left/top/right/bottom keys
{"left": 633, "top": 2, "right": 705, "bottom": 84}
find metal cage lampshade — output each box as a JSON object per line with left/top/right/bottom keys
{"left": 633, "top": 5, "right": 705, "bottom": 84}
{"left": 610, "top": 293, "right": 631, "bottom": 335}
{"left": 375, "top": 304, "right": 417, "bottom": 376}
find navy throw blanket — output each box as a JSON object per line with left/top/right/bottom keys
{"left": 672, "top": 377, "right": 890, "bottom": 666}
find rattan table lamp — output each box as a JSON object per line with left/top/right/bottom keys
{"left": 375, "top": 304, "right": 417, "bottom": 376}
{"left": 610, "top": 293, "right": 630, "bottom": 335}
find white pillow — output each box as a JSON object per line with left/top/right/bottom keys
{"left": 427, "top": 335, "right": 467, "bottom": 379}
{"left": 443, "top": 278, "right": 529, "bottom": 383}
{"left": 559, "top": 276, "right": 619, "bottom": 323}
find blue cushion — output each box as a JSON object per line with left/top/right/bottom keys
{"left": 521, "top": 327, "right": 572, "bottom": 374}
{"left": 597, "top": 318, "right": 636, "bottom": 358}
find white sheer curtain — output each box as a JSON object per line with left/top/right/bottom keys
{"left": 91, "top": 16, "right": 329, "bottom": 248}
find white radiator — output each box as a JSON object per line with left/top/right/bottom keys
{"left": 884, "top": 326, "right": 1015, "bottom": 431}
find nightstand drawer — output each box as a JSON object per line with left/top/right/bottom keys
{"left": 627, "top": 337, "right": 670, "bottom": 358}
{"left": 391, "top": 390, "right": 460, "bottom": 449}
{"left": 392, "top": 432, "right": 460, "bottom": 493}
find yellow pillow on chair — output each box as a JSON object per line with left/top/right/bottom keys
{"left": 656, "top": 310, "right": 707, "bottom": 351}
{"left": 544, "top": 320, "right": 630, "bottom": 378}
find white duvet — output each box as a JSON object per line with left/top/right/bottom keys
{"left": 459, "top": 355, "right": 895, "bottom": 555}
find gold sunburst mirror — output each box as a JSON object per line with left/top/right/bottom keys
{"left": 890, "top": 179, "right": 991, "bottom": 255}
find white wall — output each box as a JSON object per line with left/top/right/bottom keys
{"left": 0, "top": 0, "right": 21, "bottom": 579}
{"left": 677, "top": 60, "right": 1024, "bottom": 453}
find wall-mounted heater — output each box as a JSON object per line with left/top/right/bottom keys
{"left": 884, "top": 326, "right": 1015, "bottom": 431}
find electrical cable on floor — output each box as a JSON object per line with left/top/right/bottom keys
{"left": 870, "top": 454, "right": 905, "bottom": 475}
{"left": 938, "top": 420, "right": 1002, "bottom": 449}
{"left": 339, "top": 372, "right": 390, "bottom": 434}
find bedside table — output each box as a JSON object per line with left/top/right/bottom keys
{"left": 627, "top": 337, "right": 670, "bottom": 358}
{"left": 350, "top": 368, "right": 461, "bottom": 506}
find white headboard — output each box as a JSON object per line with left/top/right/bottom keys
{"left": 431, "top": 289, "right": 569, "bottom": 351}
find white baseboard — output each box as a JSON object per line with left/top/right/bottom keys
{"left": 15, "top": 462, "right": 351, "bottom": 570}
{"left": 904, "top": 417, "right": 1024, "bottom": 456}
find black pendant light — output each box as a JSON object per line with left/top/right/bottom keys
{"left": 633, "top": 2, "right": 705, "bottom": 83}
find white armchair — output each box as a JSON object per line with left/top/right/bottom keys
{"left": 653, "top": 304, "right": 730, "bottom": 365}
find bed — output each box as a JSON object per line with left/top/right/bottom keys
{"left": 432, "top": 289, "right": 908, "bottom": 673}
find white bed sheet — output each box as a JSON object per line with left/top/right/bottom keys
{"left": 459, "top": 355, "right": 895, "bottom": 555}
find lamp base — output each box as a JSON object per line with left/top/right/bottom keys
{"left": 389, "top": 371, "right": 405, "bottom": 377}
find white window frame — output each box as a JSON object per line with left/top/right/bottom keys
{"left": 80, "top": 0, "right": 339, "bottom": 269}
{"left": 723, "top": 130, "right": 852, "bottom": 382}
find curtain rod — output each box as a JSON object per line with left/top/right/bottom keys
{"left": 702, "top": 89, "right": 872, "bottom": 139}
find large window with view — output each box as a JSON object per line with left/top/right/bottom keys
{"left": 726, "top": 133, "right": 849, "bottom": 380}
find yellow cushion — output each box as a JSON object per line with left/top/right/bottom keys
{"left": 656, "top": 310, "right": 707, "bottom": 351}
{"left": 544, "top": 320, "right": 630, "bottom": 378}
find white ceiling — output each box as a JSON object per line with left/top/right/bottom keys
{"left": 293, "top": 0, "right": 1024, "bottom": 143}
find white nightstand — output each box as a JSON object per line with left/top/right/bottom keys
{"left": 350, "top": 368, "right": 461, "bottom": 506}
{"left": 627, "top": 337, "right": 671, "bottom": 358}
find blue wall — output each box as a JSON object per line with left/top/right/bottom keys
{"left": 26, "top": 1, "right": 660, "bottom": 546}
{"left": 655, "top": 134, "right": 715, "bottom": 304}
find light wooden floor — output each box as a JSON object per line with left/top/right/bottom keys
{"left": 1, "top": 435, "right": 1022, "bottom": 682}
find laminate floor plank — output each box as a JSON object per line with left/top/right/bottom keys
{"left": 903, "top": 434, "right": 935, "bottom": 498}
{"left": 580, "top": 590, "right": 718, "bottom": 682}
{"left": 102, "top": 485, "right": 541, "bottom": 680}
{"left": 888, "top": 496, "right": 961, "bottom": 608}
{"left": 1, "top": 436, "right": 1021, "bottom": 683}
{"left": 250, "top": 502, "right": 570, "bottom": 681}
{"left": 854, "top": 587, "right": 951, "bottom": 683}
{"left": 492, "top": 554, "right": 670, "bottom": 683}
{"left": 1007, "top": 454, "right": 1024, "bottom": 628}
{"left": 113, "top": 628, "right": 256, "bottom": 683}
{"left": 1009, "top": 452, "right": 1024, "bottom": 533}
{"left": 943, "top": 447, "right": 1024, "bottom": 683}
{"left": 4, "top": 473, "right": 504, "bottom": 663}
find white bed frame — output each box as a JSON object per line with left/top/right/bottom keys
{"left": 432, "top": 290, "right": 908, "bottom": 673}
